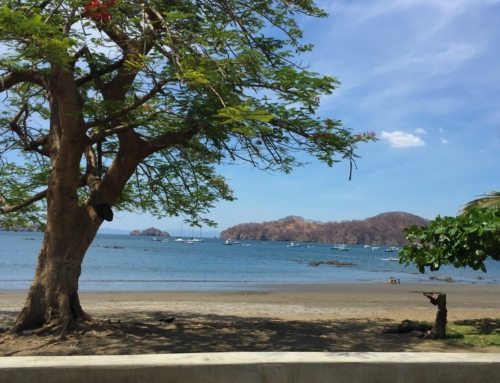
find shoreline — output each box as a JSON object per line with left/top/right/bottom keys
{"left": 2, "top": 283, "right": 500, "bottom": 322}
{"left": 2, "top": 280, "right": 500, "bottom": 293}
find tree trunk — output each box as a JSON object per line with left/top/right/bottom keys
{"left": 11, "top": 205, "right": 100, "bottom": 337}
{"left": 9, "top": 68, "right": 101, "bottom": 336}
{"left": 10, "top": 66, "right": 142, "bottom": 336}
{"left": 423, "top": 292, "right": 447, "bottom": 339}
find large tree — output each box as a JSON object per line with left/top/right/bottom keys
{"left": 0, "top": 0, "right": 374, "bottom": 335}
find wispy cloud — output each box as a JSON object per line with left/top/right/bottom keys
{"left": 441, "top": 138, "right": 449, "bottom": 144}
{"left": 381, "top": 131, "right": 426, "bottom": 148}
{"left": 415, "top": 128, "right": 427, "bottom": 134}
{"left": 373, "top": 43, "right": 478, "bottom": 77}
{"left": 322, "top": 0, "right": 500, "bottom": 28}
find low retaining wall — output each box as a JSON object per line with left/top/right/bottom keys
{"left": 1, "top": 352, "right": 499, "bottom": 383}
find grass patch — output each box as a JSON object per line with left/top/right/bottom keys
{"left": 447, "top": 319, "right": 500, "bottom": 347}
{"left": 398, "top": 318, "right": 500, "bottom": 347}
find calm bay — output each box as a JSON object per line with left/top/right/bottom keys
{"left": 1, "top": 231, "right": 499, "bottom": 291}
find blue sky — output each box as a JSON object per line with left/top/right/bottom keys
{"left": 103, "top": 0, "right": 500, "bottom": 235}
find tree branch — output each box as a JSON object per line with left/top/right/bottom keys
{"left": 84, "top": 80, "right": 169, "bottom": 129}
{"left": 0, "top": 70, "right": 48, "bottom": 93}
{"left": 84, "top": 145, "right": 101, "bottom": 193}
{"left": 0, "top": 172, "right": 90, "bottom": 214}
{"left": 88, "top": 111, "right": 163, "bottom": 142}
{"left": 74, "top": 58, "right": 125, "bottom": 87}
{"left": 7, "top": 104, "right": 50, "bottom": 156}
{"left": 145, "top": 119, "right": 205, "bottom": 155}
{"left": 80, "top": 46, "right": 106, "bottom": 94}
{"left": 0, "top": 190, "right": 47, "bottom": 214}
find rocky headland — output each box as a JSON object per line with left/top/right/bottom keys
{"left": 130, "top": 227, "right": 170, "bottom": 237}
{"left": 220, "top": 212, "right": 429, "bottom": 246}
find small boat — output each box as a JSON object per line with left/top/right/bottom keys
{"left": 381, "top": 257, "right": 399, "bottom": 261}
{"left": 384, "top": 247, "right": 399, "bottom": 252}
{"left": 241, "top": 243, "right": 251, "bottom": 247}
{"left": 152, "top": 237, "right": 161, "bottom": 241}
{"left": 331, "top": 244, "right": 348, "bottom": 251}
{"left": 222, "top": 240, "right": 233, "bottom": 245}
{"left": 184, "top": 240, "right": 195, "bottom": 244}
{"left": 371, "top": 247, "right": 380, "bottom": 251}
{"left": 364, "top": 245, "right": 371, "bottom": 248}
{"left": 287, "top": 242, "right": 301, "bottom": 247}
{"left": 161, "top": 239, "right": 171, "bottom": 243}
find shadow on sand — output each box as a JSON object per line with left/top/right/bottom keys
{"left": 1, "top": 310, "right": 494, "bottom": 356}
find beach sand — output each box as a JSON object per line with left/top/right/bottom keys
{"left": 1, "top": 283, "right": 500, "bottom": 355}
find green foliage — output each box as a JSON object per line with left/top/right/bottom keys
{"left": 0, "top": 0, "right": 376, "bottom": 228}
{"left": 447, "top": 319, "right": 500, "bottom": 348}
{"left": 0, "top": 4, "right": 74, "bottom": 67}
{"left": 399, "top": 208, "right": 500, "bottom": 273}
{"left": 0, "top": 161, "right": 48, "bottom": 230}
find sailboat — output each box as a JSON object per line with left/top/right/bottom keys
{"left": 174, "top": 222, "right": 184, "bottom": 242}
{"left": 191, "top": 226, "right": 205, "bottom": 242}
{"left": 185, "top": 226, "right": 196, "bottom": 244}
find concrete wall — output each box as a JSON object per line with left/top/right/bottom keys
{"left": 1, "top": 352, "right": 499, "bottom": 383}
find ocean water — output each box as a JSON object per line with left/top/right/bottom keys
{"left": 0, "top": 231, "right": 499, "bottom": 291}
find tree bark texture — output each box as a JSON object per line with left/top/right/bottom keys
{"left": 12, "top": 69, "right": 104, "bottom": 335}
{"left": 423, "top": 292, "right": 447, "bottom": 339}
{"left": 12, "top": 205, "right": 101, "bottom": 336}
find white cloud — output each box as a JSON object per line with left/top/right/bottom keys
{"left": 441, "top": 138, "right": 449, "bottom": 144}
{"left": 381, "top": 131, "right": 426, "bottom": 148}
{"left": 415, "top": 128, "right": 427, "bottom": 134}
{"left": 439, "top": 128, "right": 445, "bottom": 133}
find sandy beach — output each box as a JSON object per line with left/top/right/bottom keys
{"left": 1, "top": 283, "right": 500, "bottom": 355}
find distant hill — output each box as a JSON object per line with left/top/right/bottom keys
{"left": 0, "top": 223, "right": 41, "bottom": 232}
{"left": 130, "top": 227, "right": 170, "bottom": 236}
{"left": 98, "top": 228, "right": 130, "bottom": 235}
{"left": 220, "top": 212, "right": 429, "bottom": 245}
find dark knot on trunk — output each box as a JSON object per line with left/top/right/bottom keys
{"left": 95, "top": 203, "right": 113, "bottom": 221}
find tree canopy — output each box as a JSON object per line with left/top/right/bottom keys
{"left": 399, "top": 208, "right": 500, "bottom": 273}
{"left": 0, "top": 1, "right": 377, "bottom": 334}
{"left": 0, "top": 0, "right": 374, "bottom": 230}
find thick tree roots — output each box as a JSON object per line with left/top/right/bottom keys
{"left": 10, "top": 288, "right": 93, "bottom": 339}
